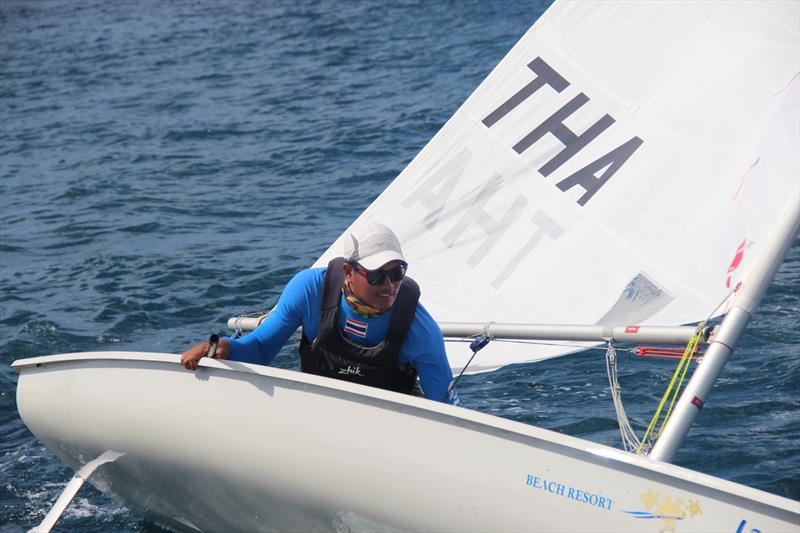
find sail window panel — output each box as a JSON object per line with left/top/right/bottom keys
{"left": 596, "top": 273, "right": 674, "bottom": 328}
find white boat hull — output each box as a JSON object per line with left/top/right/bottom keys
{"left": 13, "top": 352, "right": 799, "bottom": 532}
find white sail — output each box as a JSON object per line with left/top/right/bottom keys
{"left": 315, "top": 0, "right": 800, "bottom": 372}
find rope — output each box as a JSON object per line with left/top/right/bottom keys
{"left": 635, "top": 322, "right": 705, "bottom": 454}
{"left": 605, "top": 340, "right": 641, "bottom": 452}
{"left": 445, "top": 336, "right": 638, "bottom": 355}
{"left": 448, "top": 335, "right": 491, "bottom": 394}
{"left": 659, "top": 325, "right": 704, "bottom": 430}
{"left": 635, "top": 346, "right": 702, "bottom": 360}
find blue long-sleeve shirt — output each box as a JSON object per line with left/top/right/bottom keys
{"left": 226, "top": 267, "right": 457, "bottom": 404}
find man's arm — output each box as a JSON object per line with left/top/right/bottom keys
{"left": 181, "top": 268, "right": 324, "bottom": 369}
{"left": 399, "top": 303, "right": 459, "bottom": 404}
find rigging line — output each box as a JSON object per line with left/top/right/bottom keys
{"left": 707, "top": 285, "right": 739, "bottom": 321}
{"left": 447, "top": 337, "right": 626, "bottom": 352}
{"left": 651, "top": 294, "right": 727, "bottom": 437}
{"left": 448, "top": 335, "right": 491, "bottom": 394}
{"left": 635, "top": 287, "right": 734, "bottom": 453}
{"left": 447, "top": 338, "right": 642, "bottom": 360}
{"left": 636, "top": 322, "right": 705, "bottom": 454}
{"left": 605, "top": 340, "right": 641, "bottom": 452}
{"left": 657, "top": 329, "right": 703, "bottom": 435}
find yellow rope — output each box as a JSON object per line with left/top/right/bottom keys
{"left": 636, "top": 322, "right": 704, "bottom": 454}
{"left": 659, "top": 330, "right": 703, "bottom": 432}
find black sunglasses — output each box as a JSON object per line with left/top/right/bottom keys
{"left": 351, "top": 262, "right": 407, "bottom": 285}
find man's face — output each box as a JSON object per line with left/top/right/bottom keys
{"left": 343, "top": 260, "right": 405, "bottom": 311}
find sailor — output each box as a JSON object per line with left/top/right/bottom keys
{"left": 181, "top": 222, "right": 458, "bottom": 404}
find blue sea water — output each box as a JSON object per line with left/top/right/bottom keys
{"left": 0, "top": 1, "right": 798, "bottom": 531}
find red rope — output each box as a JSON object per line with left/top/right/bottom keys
{"left": 635, "top": 346, "right": 702, "bottom": 361}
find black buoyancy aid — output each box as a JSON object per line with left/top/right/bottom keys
{"left": 299, "top": 257, "right": 420, "bottom": 394}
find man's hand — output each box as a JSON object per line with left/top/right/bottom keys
{"left": 181, "top": 338, "right": 231, "bottom": 370}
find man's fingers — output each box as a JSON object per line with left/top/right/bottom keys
{"left": 180, "top": 342, "right": 210, "bottom": 371}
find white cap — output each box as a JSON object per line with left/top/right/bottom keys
{"left": 343, "top": 222, "right": 406, "bottom": 270}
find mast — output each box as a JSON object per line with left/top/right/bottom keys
{"left": 650, "top": 189, "right": 800, "bottom": 463}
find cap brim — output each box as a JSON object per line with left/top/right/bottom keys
{"left": 358, "top": 251, "right": 406, "bottom": 271}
